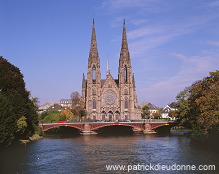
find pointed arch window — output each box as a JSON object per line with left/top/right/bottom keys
{"left": 93, "top": 99, "right": 96, "bottom": 109}
{"left": 124, "top": 66, "right": 127, "bottom": 83}
{"left": 92, "top": 87, "right": 96, "bottom": 95}
{"left": 92, "top": 66, "right": 96, "bottom": 83}
{"left": 124, "top": 97, "right": 128, "bottom": 109}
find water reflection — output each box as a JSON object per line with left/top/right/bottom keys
{"left": 0, "top": 133, "right": 218, "bottom": 174}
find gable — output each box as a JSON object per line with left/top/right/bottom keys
{"left": 101, "top": 73, "right": 119, "bottom": 90}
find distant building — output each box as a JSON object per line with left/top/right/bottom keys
{"left": 141, "top": 102, "right": 158, "bottom": 116}
{"left": 161, "top": 102, "right": 177, "bottom": 119}
{"left": 48, "top": 103, "right": 63, "bottom": 111}
{"left": 147, "top": 103, "right": 158, "bottom": 116}
{"left": 38, "top": 102, "right": 59, "bottom": 114}
{"left": 60, "top": 99, "right": 72, "bottom": 109}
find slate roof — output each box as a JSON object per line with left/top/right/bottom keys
{"left": 169, "top": 102, "right": 177, "bottom": 109}
{"left": 161, "top": 102, "right": 177, "bottom": 113}
{"left": 147, "top": 103, "right": 158, "bottom": 110}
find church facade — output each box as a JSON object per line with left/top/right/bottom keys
{"left": 82, "top": 20, "right": 141, "bottom": 121}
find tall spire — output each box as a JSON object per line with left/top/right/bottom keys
{"left": 119, "top": 19, "right": 130, "bottom": 66}
{"left": 106, "top": 58, "right": 110, "bottom": 76}
{"left": 119, "top": 19, "right": 132, "bottom": 84}
{"left": 87, "top": 19, "right": 101, "bottom": 85}
{"left": 89, "top": 19, "right": 99, "bottom": 60}
{"left": 121, "top": 19, "right": 129, "bottom": 51}
{"left": 82, "top": 73, "right": 86, "bottom": 88}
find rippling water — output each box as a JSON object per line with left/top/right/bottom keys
{"left": 0, "top": 132, "right": 218, "bottom": 174}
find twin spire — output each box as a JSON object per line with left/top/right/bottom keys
{"left": 89, "top": 19, "right": 129, "bottom": 75}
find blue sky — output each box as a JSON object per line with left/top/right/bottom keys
{"left": 1, "top": 0, "right": 219, "bottom": 107}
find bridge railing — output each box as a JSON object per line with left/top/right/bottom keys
{"left": 132, "top": 119, "right": 176, "bottom": 123}
{"left": 39, "top": 118, "right": 177, "bottom": 124}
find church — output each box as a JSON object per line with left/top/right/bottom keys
{"left": 82, "top": 20, "right": 141, "bottom": 121}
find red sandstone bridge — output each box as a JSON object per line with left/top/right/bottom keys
{"left": 39, "top": 120, "right": 177, "bottom": 135}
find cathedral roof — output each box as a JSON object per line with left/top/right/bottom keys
{"left": 100, "top": 79, "right": 119, "bottom": 87}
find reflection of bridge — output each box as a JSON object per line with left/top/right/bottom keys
{"left": 39, "top": 121, "right": 177, "bottom": 135}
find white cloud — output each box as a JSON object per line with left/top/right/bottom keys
{"left": 138, "top": 50, "right": 219, "bottom": 107}
{"left": 102, "top": 0, "right": 179, "bottom": 14}
{"left": 209, "top": 0, "right": 219, "bottom": 7}
{"left": 100, "top": 0, "right": 219, "bottom": 107}
{"left": 206, "top": 41, "right": 219, "bottom": 47}
{"left": 102, "top": 0, "right": 152, "bottom": 10}
{"left": 130, "top": 19, "right": 148, "bottom": 26}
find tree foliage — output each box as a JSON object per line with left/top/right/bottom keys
{"left": 41, "top": 109, "right": 60, "bottom": 123}
{"left": 0, "top": 93, "right": 16, "bottom": 145}
{"left": 71, "top": 92, "right": 86, "bottom": 121}
{"left": 152, "top": 108, "right": 162, "bottom": 119}
{"left": 31, "top": 97, "right": 40, "bottom": 110}
{"left": 141, "top": 105, "right": 150, "bottom": 119}
{"left": 16, "top": 116, "right": 28, "bottom": 134}
{"left": 168, "top": 110, "right": 178, "bottom": 119}
{"left": 60, "top": 109, "right": 74, "bottom": 121}
{"left": 176, "top": 70, "right": 219, "bottom": 141}
{"left": 0, "top": 57, "right": 38, "bottom": 146}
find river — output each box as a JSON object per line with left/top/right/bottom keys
{"left": 0, "top": 130, "right": 218, "bottom": 174}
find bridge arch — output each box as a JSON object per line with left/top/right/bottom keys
{"left": 90, "top": 123, "right": 144, "bottom": 131}
{"left": 150, "top": 123, "right": 170, "bottom": 130}
{"left": 42, "top": 124, "right": 84, "bottom": 132}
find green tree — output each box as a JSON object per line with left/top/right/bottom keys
{"left": 31, "top": 97, "right": 40, "bottom": 110}
{"left": 141, "top": 105, "right": 150, "bottom": 119}
{"left": 168, "top": 110, "right": 178, "bottom": 119}
{"left": 175, "top": 87, "right": 190, "bottom": 123}
{"left": 40, "top": 110, "right": 49, "bottom": 120}
{"left": 0, "top": 93, "right": 16, "bottom": 146}
{"left": 16, "top": 116, "right": 28, "bottom": 134}
{"left": 0, "top": 57, "right": 38, "bottom": 146}
{"left": 152, "top": 108, "right": 162, "bottom": 119}
{"left": 42, "top": 109, "right": 60, "bottom": 123}
{"left": 176, "top": 70, "right": 219, "bottom": 142}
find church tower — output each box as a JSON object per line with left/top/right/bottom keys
{"left": 84, "top": 19, "right": 101, "bottom": 119}
{"left": 82, "top": 20, "right": 140, "bottom": 121}
{"left": 118, "top": 19, "right": 138, "bottom": 120}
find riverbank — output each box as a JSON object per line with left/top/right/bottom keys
{"left": 19, "top": 134, "right": 43, "bottom": 144}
